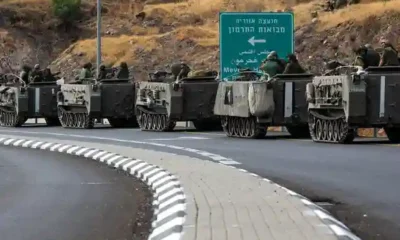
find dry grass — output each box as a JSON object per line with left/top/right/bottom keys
{"left": 317, "top": 0, "right": 400, "bottom": 30}
{"left": 57, "top": 34, "right": 161, "bottom": 66}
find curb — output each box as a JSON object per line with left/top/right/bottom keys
{"left": 227, "top": 165, "right": 361, "bottom": 240}
{"left": 0, "top": 137, "right": 186, "bottom": 240}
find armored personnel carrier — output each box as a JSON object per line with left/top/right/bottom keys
{"left": 307, "top": 66, "right": 400, "bottom": 144}
{"left": 0, "top": 75, "right": 60, "bottom": 127}
{"left": 57, "top": 78, "right": 138, "bottom": 129}
{"left": 214, "top": 70, "right": 314, "bottom": 138}
{"left": 135, "top": 71, "right": 221, "bottom": 131}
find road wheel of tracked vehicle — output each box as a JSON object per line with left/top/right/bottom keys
{"left": 338, "top": 119, "right": 355, "bottom": 144}
{"left": 227, "top": 117, "right": 234, "bottom": 136}
{"left": 327, "top": 121, "right": 334, "bottom": 141}
{"left": 332, "top": 120, "right": 340, "bottom": 141}
{"left": 57, "top": 107, "right": 67, "bottom": 127}
{"left": 143, "top": 114, "right": 149, "bottom": 130}
{"left": 244, "top": 118, "right": 252, "bottom": 137}
{"left": 82, "top": 113, "right": 94, "bottom": 129}
{"left": 154, "top": 115, "right": 162, "bottom": 130}
{"left": 322, "top": 120, "right": 328, "bottom": 140}
{"left": 315, "top": 119, "right": 323, "bottom": 140}
{"left": 384, "top": 127, "right": 400, "bottom": 143}
{"left": 221, "top": 117, "right": 228, "bottom": 135}
{"left": 238, "top": 118, "right": 246, "bottom": 137}
{"left": 148, "top": 114, "right": 154, "bottom": 130}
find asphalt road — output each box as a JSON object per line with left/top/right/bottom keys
{"left": 0, "top": 146, "right": 152, "bottom": 240}
{"left": 1, "top": 124, "right": 400, "bottom": 239}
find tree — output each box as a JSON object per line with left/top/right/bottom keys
{"left": 52, "top": 0, "right": 82, "bottom": 26}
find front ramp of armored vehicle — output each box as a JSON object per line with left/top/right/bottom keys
{"left": 98, "top": 79, "right": 138, "bottom": 128}
{"left": 27, "top": 82, "right": 60, "bottom": 126}
{"left": 364, "top": 66, "right": 400, "bottom": 143}
{"left": 178, "top": 76, "right": 221, "bottom": 131}
{"left": 214, "top": 81, "right": 274, "bottom": 138}
{"left": 271, "top": 73, "right": 314, "bottom": 138}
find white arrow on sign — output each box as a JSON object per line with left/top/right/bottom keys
{"left": 248, "top": 36, "right": 266, "bottom": 46}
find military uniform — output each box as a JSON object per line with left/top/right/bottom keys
{"left": 79, "top": 68, "right": 93, "bottom": 82}
{"left": 97, "top": 65, "right": 107, "bottom": 80}
{"left": 171, "top": 63, "right": 191, "bottom": 81}
{"left": 283, "top": 62, "right": 305, "bottom": 74}
{"left": 116, "top": 67, "right": 129, "bottom": 79}
{"left": 379, "top": 47, "right": 400, "bottom": 66}
{"left": 260, "top": 60, "right": 281, "bottom": 78}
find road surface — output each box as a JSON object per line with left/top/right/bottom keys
{"left": 1, "top": 125, "right": 400, "bottom": 239}
{"left": 0, "top": 146, "right": 152, "bottom": 240}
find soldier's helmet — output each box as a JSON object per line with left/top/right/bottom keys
{"left": 267, "top": 51, "right": 278, "bottom": 60}
{"left": 34, "top": 64, "right": 40, "bottom": 70}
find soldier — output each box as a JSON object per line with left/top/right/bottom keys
{"left": 43, "top": 68, "right": 56, "bottom": 82}
{"left": 378, "top": 39, "right": 400, "bottom": 66}
{"left": 171, "top": 62, "right": 191, "bottom": 81}
{"left": 283, "top": 54, "right": 305, "bottom": 74}
{"left": 30, "top": 64, "right": 43, "bottom": 83}
{"left": 79, "top": 62, "right": 93, "bottom": 83}
{"left": 260, "top": 51, "right": 284, "bottom": 78}
{"left": 97, "top": 64, "right": 107, "bottom": 80}
{"left": 116, "top": 62, "right": 130, "bottom": 80}
{"left": 19, "top": 65, "right": 31, "bottom": 84}
{"left": 364, "top": 44, "right": 380, "bottom": 66}
{"left": 354, "top": 46, "right": 379, "bottom": 69}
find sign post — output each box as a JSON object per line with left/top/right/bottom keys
{"left": 219, "top": 12, "right": 294, "bottom": 81}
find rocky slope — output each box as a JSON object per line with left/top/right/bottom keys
{"left": 0, "top": 0, "right": 399, "bottom": 80}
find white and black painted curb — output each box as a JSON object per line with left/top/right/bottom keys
{"left": 230, "top": 166, "right": 361, "bottom": 240}
{"left": 0, "top": 137, "right": 186, "bottom": 240}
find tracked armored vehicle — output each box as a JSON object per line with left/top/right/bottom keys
{"left": 307, "top": 66, "right": 400, "bottom": 144}
{"left": 135, "top": 71, "right": 221, "bottom": 131}
{"left": 214, "top": 70, "right": 314, "bottom": 138}
{"left": 0, "top": 77, "right": 60, "bottom": 127}
{"left": 57, "top": 78, "right": 138, "bottom": 129}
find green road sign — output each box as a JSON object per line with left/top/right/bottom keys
{"left": 219, "top": 12, "right": 294, "bottom": 81}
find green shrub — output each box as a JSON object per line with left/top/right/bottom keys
{"left": 52, "top": 0, "right": 82, "bottom": 23}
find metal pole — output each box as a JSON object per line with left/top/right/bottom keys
{"left": 96, "top": 0, "right": 101, "bottom": 78}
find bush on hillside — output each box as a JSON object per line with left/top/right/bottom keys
{"left": 52, "top": 0, "right": 82, "bottom": 24}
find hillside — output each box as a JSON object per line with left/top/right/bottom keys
{"left": 0, "top": 0, "right": 399, "bottom": 80}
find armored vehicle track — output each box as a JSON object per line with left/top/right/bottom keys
{"left": 221, "top": 116, "right": 267, "bottom": 138}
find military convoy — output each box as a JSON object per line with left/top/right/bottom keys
{"left": 214, "top": 70, "right": 313, "bottom": 138}
{"left": 0, "top": 75, "right": 60, "bottom": 127}
{"left": 307, "top": 66, "right": 400, "bottom": 144}
{"left": 2, "top": 63, "right": 400, "bottom": 145}
{"left": 135, "top": 71, "right": 221, "bottom": 131}
{"left": 56, "top": 78, "right": 138, "bottom": 129}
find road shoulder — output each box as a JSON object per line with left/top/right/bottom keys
{"left": 0, "top": 134, "right": 360, "bottom": 240}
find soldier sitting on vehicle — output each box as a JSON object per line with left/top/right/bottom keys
{"left": 19, "top": 65, "right": 32, "bottom": 85}
{"left": 378, "top": 39, "right": 400, "bottom": 66}
{"left": 116, "top": 62, "right": 130, "bottom": 80}
{"left": 97, "top": 65, "right": 107, "bottom": 80}
{"left": 354, "top": 45, "right": 380, "bottom": 69}
{"left": 30, "top": 64, "right": 43, "bottom": 83}
{"left": 43, "top": 68, "right": 57, "bottom": 82}
{"left": 283, "top": 54, "right": 306, "bottom": 74}
{"left": 78, "top": 62, "right": 93, "bottom": 83}
{"left": 171, "top": 62, "right": 191, "bottom": 81}
{"left": 260, "top": 51, "right": 285, "bottom": 79}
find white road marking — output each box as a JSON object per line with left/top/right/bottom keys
{"left": 0, "top": 130, "right": 241, "bottom": 165}
{"left": 146, "top": 136, "right": 210, "bottom": 141}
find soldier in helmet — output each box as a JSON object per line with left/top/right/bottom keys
{"left": 171, "top": 62, "right": 191, "bottom": 81}
{"left": 43, "top": 68, "right": 56, "bottom": 82}
{"left": 260, "top": 51, "right": 285, "bottom": 78}
{"left": 79, "top": 62, "right": 93, "bottom": 83}
{"left": 116, "top": 62, "right": 130, "bottom": 80}
{"left": 354, "top": 45, "right": 379, "bottom": 69}
{"left": 97, "top": 64, "right": 107, "bottom": 80}
{"left": 283, "top": 54, "right": 305, "bottom": 74}
{"left": 19, "top": 65, "right": 31, "bottom": 84}
{"left": 30, "top": 64, "right": 43, "bottom": 83}
{"left": 378, "top": 39, "right": 400, "bottom": 66}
